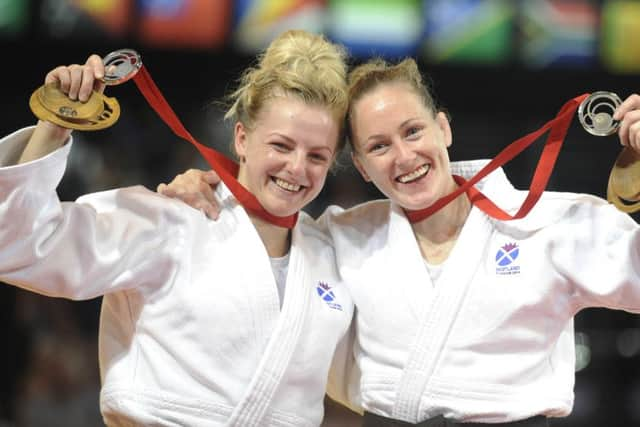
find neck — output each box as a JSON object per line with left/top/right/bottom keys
{"left": 249, "top": 214, "right": 291, "bottom": 258}
{"left": 411, "top": 184, "right": 471, "bottom": 264}
{"left": 236, "top": 170, "right": 292, "bottom": 257}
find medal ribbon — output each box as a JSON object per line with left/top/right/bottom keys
{"left": 405, "top": 94, "right": 590, "bottom": 223}
{"left": 131, "top": 66, "right": 298, "bottom": 228}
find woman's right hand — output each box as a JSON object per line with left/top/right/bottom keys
{"left": 40, "top": 54, "right": 107, "bottom": 133}
{"left": 157, "top": 169, "right": 222, "bottom": 219}
{"left": 20, "top": 55, "right": 107, "bottom": 164}
{"left": 45, "top": 54, "right": 107, "bottom": 104}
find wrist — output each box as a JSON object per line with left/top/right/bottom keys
{"left": 37, "top": 120, "right": 72, "bottom": 142}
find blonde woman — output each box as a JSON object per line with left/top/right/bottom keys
{"left": 0, "top": 30, "right": 354, "bottom": 427}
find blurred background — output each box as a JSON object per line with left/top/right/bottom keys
{"left": 1, "top": 0, "right": 640, "bottom": 426}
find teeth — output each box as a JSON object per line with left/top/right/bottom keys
{"left": 275, "top": 178, "right": 301, "bottom": 192}
{"left": 398, "top": 165, "right": 429, "bottom": 183}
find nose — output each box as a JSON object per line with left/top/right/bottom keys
{"left": 393, "top": 140, "right": 416, "bottom": 167}
{"left": 286, "top": 150, "right": 306, "bottom": 178}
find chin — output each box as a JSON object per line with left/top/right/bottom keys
{"left": 263, "top": 203, "right": 303, "bottom": 218}
{"left": 397, "top": 196, "right": 436, "bottom": 211}
{"left": 255, "top": 192, "right": 301, "bottom": 215}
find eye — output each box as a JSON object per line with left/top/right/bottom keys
{"left": 271, "top": 142, "right": 291, "bottom": 152}
{"left": 406, "top": 126, "right": 423, "bottom": 139}
{"left": 309, "top": 152, "right": 330, "bottom": 164}
{"left": 368, "top": 142, "right": 389, "bottom": 154}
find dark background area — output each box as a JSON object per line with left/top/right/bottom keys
{"left": 1, "top": 1, "right": 640, "bottom": 426}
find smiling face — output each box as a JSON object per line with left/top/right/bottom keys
{"left": 234, "top": 95, "right": 339, "bottom": 217}
{"left": 350, "top": 81, "right": 455, "bottom": 211}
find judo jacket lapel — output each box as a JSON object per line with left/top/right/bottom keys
{"left": 391, "top": 206, "right": 493, "bottom": 422}
{"left": 227, "top": 224, "right": 312, "bottom": 427}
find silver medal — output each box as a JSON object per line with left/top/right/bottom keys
{"left": 102, "top": 49, "right": 143, "bottom": 86}
{"left": 578, "top": 91, "right": 622, "bottom": 136}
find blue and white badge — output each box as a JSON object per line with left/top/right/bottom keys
{"left": 316, "top": 282, "right": 343, "bottom": 311}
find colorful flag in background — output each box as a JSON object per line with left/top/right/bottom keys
{"left": 327, "top": 0, "right": 423, "bottom": 59}
{"left": 0, "top": 0, "right": 29, "bottom": 37}
{"left": 138, "top": 0, "right": 231, "bottom": 49}
{"left": 71, "top": 0, "right": 132, "bottom": 38}
{"left": 39, "top": 0, "right": 133, "bottom": 40}
{"left": 601, "top": 0, "right": 640, "bottom": 74}
{"left": 422, "top": 0, "right": 514, "bottom": 65}
{"left": 232, "top": 0, "right": 325, "bottom": 53}
{"left": 519, "top": 0, "right": 598, "bottom": 68}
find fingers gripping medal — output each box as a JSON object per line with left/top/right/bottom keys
{"left": 579, "top": 91, "right": 640, "bottom": 213}
{"left": 29, "top": 49, "right": 142, "bottom": 131}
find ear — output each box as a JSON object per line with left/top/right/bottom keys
{"left": 234, "top": 122, "right": 248, "bottom": 158}
{"left": 351, "top": 151, "right": 371, "bottom": 182}
{"left": 436, "top": 112, "right": 452, "bottom": 148}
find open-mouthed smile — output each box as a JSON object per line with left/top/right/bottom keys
{"left": 273, "top": 177, "right": 303, "bottom": 192}
{"left": 396, "top": 164, "right": 430, "bottom": 183}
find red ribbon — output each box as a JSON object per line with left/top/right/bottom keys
{"left": 131, "top": 66, "right": 298, "bottom": 228}
{"left": 405, "top": 94, "right": 590, "bottom": 223}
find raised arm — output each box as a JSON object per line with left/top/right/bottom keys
{"left": 0, "top": 54, "right": 182, "bottom": 300}
{"left": 18, "top": 54, "right": 105, "bottom": 164}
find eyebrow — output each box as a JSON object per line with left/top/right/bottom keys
{"left": 268, "top": 133, "right": 335, "bottom": 155}
{"left": 364, "top": 117, "right": 422, "bottom": 143}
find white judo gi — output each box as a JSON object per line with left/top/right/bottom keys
{"left": 0, "top": 127, "right": 354, "bottom": 427}
{"left": 323, "top": 159, "right": 640, "bottom": 424}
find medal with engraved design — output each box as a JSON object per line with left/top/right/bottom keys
{"left": 29, "top": 49, "right": 142, "bottom": 131}
{"left": 578, "top": 91, "right": 640, "bottom": 213}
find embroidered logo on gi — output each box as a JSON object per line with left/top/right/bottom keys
{"left": 495, "top": 242, "right": 521, "bottom": 275}
{"left": 316, "top": 282, "right": 343, "bottom": 311}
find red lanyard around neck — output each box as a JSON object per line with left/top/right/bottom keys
{"left": 405, "top": 94, "right": 589, "bottom": 223}
{"left": 131, "top": 66, "right": 298, "bottom": 229}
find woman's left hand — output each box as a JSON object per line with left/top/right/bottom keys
{"left": 157, "top": 169, "right": 221, "bottom": 219}
{"left": 614, "top": 94, "right": 640, "bottom": 152}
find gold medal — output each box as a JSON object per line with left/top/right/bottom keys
{"left": 28, "top": 49, "right": 142, "bottom": 131}
{"left": 29, "top": 83, "right": 120, "bottom": 131}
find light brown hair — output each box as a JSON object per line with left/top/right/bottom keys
{"left": 346, "top": 58, "right": 438, "bottom": 150}
{"left": 225, "top": 30, "right": 349, "bottom": 155}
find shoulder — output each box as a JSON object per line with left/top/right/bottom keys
{"left": 465, "top": 163, "right": 628, "bottom": 229}
{"left": 324, "top": 200, "right": 391, "bottom": 232}
{"left": 312, "top": 200, "right": 393, "bottom": 256}
{"left": 76, "top": 185, "right": 201, "bottom": 224}
{"left": 539, "top": 190, "right": 630, "bottom": 222}
{"left": 295, "top": 210, "right": 335, "bottom": 248}
{"left": 300, "top": 200, "right": 392, "bottom": 250}
{"left": 495, "top": 189, "right": 636, "bottom": 232}
{"left": 77, "top": 185, "right": 171, "bottom": 208}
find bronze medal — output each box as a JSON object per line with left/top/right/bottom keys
{"left": 28, "top": 49, "right": 142, "bottom": 131}
{"left": 29, "top": 83, "right": 120, "bottom": 131}
{"left": 607, "top": 147, "right": 640, "bottom": 213}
